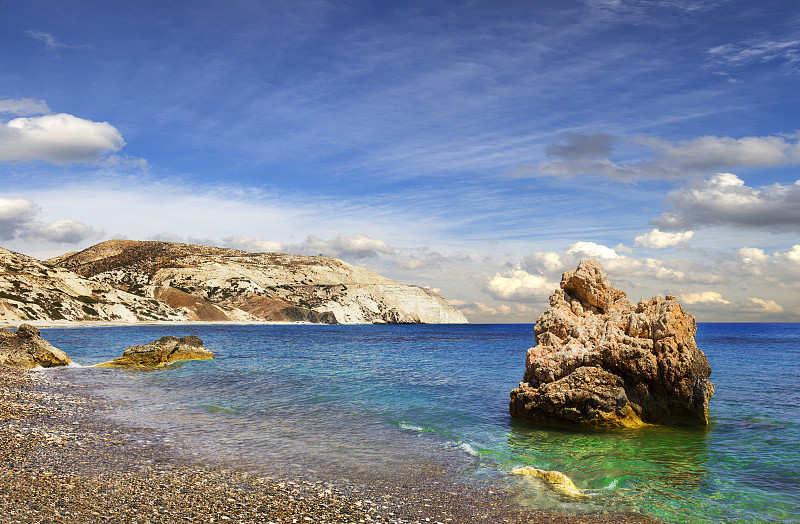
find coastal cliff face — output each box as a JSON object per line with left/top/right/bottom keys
{"left": 49, "top": 240, "right": 467, "bottom": 325}
{"left": 510, "top": 259, "right": 714, "bottom": 428}
{"left": 1, "top": 247, "right": 186, "bottom": 322}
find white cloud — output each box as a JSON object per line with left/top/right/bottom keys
{"left": 708, "top": 38, "right": 800, "bottom": 70}
{"left": 634, "top": 229, "right": 694, "bottom": 248}
{"left": 779, "top": 245, "right": 800, "bottom": 263}
{"left": 0, "top": 98, "right": 50, "bottom": 116}
{"left": 24, "top": 219, "right": 101, "bottom": 244}
{"left": 26, "top": 30, "right": 82, "bottom": 50}
{"left": 635, "top": 135, "right": 800, "bottom": 170}
{"left": 222, "top": 235, "right": 283, "bottom": 253}
{"left": 680, "top": 291, "right": 730, "bottom": 305}
{"left": 0, "top": 113, "right": 124, "bottom": 164}
{"left": 739, "top": 247, "right": 768, "bottom": 264}
{"left": 484, "top": 267, "right": 555, "bottom": 301}
{"left": 522, "top": 251, "right": 563, "bottom": 272}
{"left": 566, "top": 241, "right": 620, "bottom": 259}
{"left": 0, "top": 198, "right": 39, "bottom": 240}
{"left": 295, "top": 233, "right": 395, "bottom": 259}
{"left": 0, "top": 197, "right": 99, "bottom": 244}
{"left": 653, "top": 173, "right": 800, "bottom": 231}
{"left": 747, "top": 297, "right": 784, "bottom": 313}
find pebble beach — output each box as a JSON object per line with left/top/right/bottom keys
{"left": 0, "top": 364, "right": 659, "bottom": 524}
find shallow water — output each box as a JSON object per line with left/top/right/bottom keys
{"left": 43, "top": 323, "right": 800, "bottom": 523}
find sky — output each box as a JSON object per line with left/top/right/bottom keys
{"left": 2, "top": 0, "right": 800, "bottom": 323}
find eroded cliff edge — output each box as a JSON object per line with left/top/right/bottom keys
{"left": 509, "top": 259, "right": 714, "bottom": 428}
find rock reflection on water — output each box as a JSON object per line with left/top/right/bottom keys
{"left": 503, "top": 417, "right": 712, "bottom": 518}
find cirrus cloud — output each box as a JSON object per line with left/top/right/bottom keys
{"left": 0, "top": 98, "right": 50, "bottom": 116}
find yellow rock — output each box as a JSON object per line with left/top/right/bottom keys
{"left": 511, "top": 466, "right": 583, "bottom": 498}
{"left": 95, "top": 335, "right": 212, "bottom": 369}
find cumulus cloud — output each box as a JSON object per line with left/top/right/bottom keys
{"left": 295, "top": 233, "right": 395, "bottom": 259}
{"left": 0, "top": 197, "right": 99, "bottom": 244}
{"left": 652, "top": 173, "right": 800, "bottom": 231}
{"left": 0, "top": 98, "right": 50, "bottom": 116}
{"left": 0, "top": 113, "right": 124, "bottom": 164}
{"left": 0, "top": 198, "right": 39, "bottom": 240}
{"left": 222, "top": 235, "right": 283, "bottom": 253}
{"left": 517, "top": 132, "right": 800, "bottom": 181}
{"left": 566, "top": 241, "right": 620, "bottom": 259}
{"left": 522, "top": 251, "right": 563, "bottom": 273}
{"left": 680, "top": 291, "right": 730, "bottom": 305}
{"left": 634, "top": 229, "right": 694, "bottom": 248}
{"left": 739, "top": 247, "right": 768, "bottom": 264}
{"left": 23, "top": 219, "right": 100, "bottom": 244}
{"left": 778, "top": 245, "right": 800, "bottom": 263}
{"left": 484, "top": 267, "right": 555, "bottom": 301}
{"left": 747, "top": 297, "right": 784, "bottom": 313}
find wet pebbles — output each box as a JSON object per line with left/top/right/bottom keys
{"left": 1, "top": 365, "right": 657, "bottom": 523}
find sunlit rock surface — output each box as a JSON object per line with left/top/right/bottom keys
{"left": 510, "top": 259, "right": 714, "bottom": 428}
{"left": 0, "top": 324, "right": 72, "bottom": 369}
{"left": 96, "top": 335, "right": 213, "bottom": 368}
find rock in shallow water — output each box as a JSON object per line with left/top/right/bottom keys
{"left": 0, "top": 324, "right": 72, "bottom": 369}
{"left": 509, "top": 259, "right": 714, "bottom": 429}
{"left": 96, "top": 335, "right": 213, "bottom": 368}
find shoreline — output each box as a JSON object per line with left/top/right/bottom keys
{"left": 1, "top": 366, "right": 660, "bottom": 523}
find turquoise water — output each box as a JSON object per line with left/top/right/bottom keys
{"left": 43, "top": 323, "right": 800, "bottom": 523}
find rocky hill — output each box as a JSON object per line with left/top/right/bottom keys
{"left": 45, "top": 240, "right": 467, "bottom": 324}
{"left": 1, "top": 247, "right": 185, "bottom": 323}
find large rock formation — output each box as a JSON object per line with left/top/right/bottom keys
{"left": 509, "top": 259, "right": 714, "bottom": 428}
{"left": 52, "top": 240, "right": 466, "bottom": 324}
{"left": 0, "top": 324, "right": 72, "bottom": 369}
{"left": 96, "top": 335, "right": 213, "bottom": 368}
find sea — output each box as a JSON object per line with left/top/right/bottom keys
{"left": 39, "top": 323, "right": 799, "bottom": 523}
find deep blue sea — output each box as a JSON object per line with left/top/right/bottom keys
{"left": 40, "top": 323, "right": 800, "bottom": 523}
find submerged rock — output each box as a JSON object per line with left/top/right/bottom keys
{"left": 97, "top": 335, "right": 213, "bottom": 368}
{"left": 511, "top": 466, "right": 583, "bottom": 498}
{"left": 0, "top": 324, "right": 72, "bottom": 369}
{"left": 509, "top": 259, "right": 714, "bottom": 428}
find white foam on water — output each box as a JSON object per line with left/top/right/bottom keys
{"left": 457, "top": 442, "right": 479, "bottom": 456}
{"left": 398, "top": 421, "right": 424, "bottom": 432}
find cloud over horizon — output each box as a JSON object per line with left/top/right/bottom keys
{"left": 0, "top": 197, "right": 100, "bottom": 244}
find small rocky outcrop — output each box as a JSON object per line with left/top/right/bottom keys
{"left": 97, "top": 335, "right": 213, "bottom": 368}
{"left": 0, "top": 324, "right": 72, "bottom": 369}
{"left": 509, "top": 259, "right": 714, "bottom": 428}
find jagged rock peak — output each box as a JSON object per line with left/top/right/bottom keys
{"left": 509, "top": 259, "right": 714, "bottom": 429}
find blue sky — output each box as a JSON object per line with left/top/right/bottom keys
{"left": 2, "top": 0, "right": 800, "bottom": 322}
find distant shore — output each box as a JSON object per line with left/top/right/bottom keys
{"left": 0, "top": 319, "right": 329, "bottom": 329}
{"left": 1, "top": 364, "right": 659, "bottom": 523}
